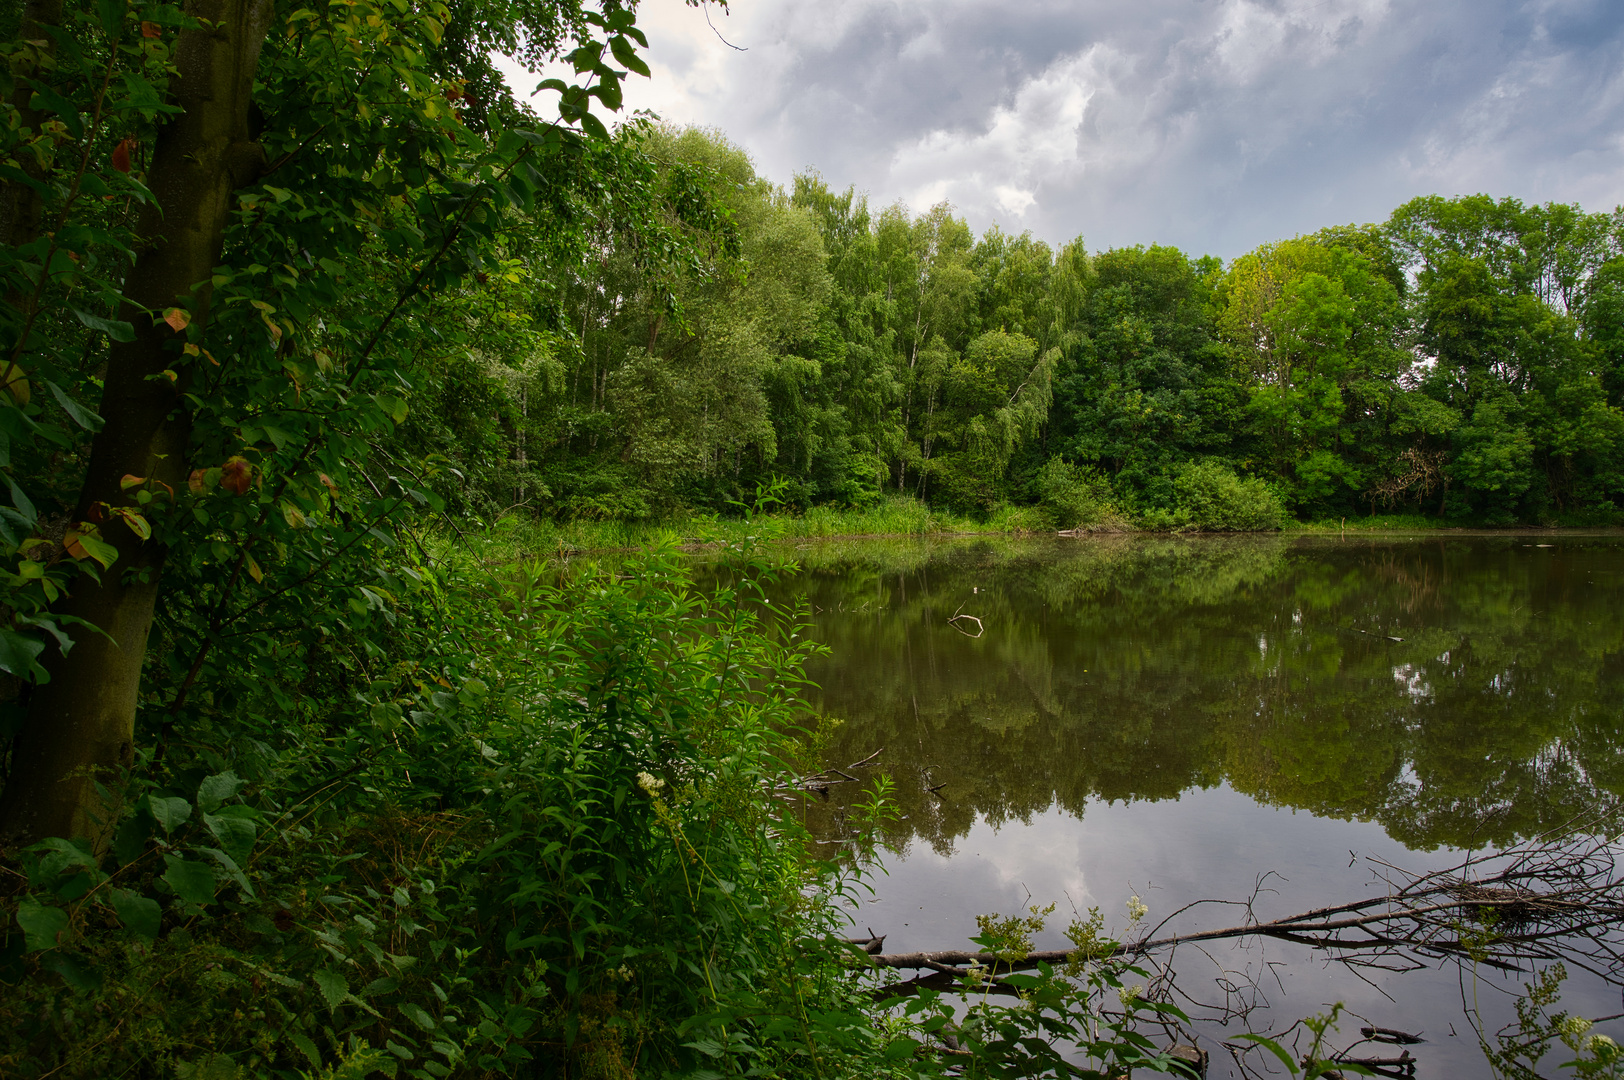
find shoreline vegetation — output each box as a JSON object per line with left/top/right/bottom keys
{"left": 463, "top": 496, "right": 1622, "bottom": 560}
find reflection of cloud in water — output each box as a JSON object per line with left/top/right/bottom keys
{"left": 1392, "top": 662, "right": 1433, "bottom": 702}
{"left": 862, "top": 785, "right": 1624, "bottom": 1078}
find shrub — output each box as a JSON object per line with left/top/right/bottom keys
{"left": 1171, "top": 461, "right": 1287, "bottom": 531}
{"left": 1035, "top": 458, "right": 1118, "bottom": 529}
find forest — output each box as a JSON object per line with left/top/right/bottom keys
{"left": 402, "top": 127, "right": 1624, "bottom": 533}
{"left": 0, "top": 1, "right": 1621, "bottom": 1079}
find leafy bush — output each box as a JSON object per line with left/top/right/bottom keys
{"left": 0, "top": 544, "right": 888, "bottom": 1079}
{"left": 1170, "top": 461, "right": 1287, "bottom": 531}
{"left": 1034, "top": 458, "right": 1120, "bottom": 530}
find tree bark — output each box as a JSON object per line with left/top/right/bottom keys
{"left": 0, "top": 0, "right": 274, "bottom": 850}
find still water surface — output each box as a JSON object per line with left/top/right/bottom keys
{"left": 778, "top": 532, "right": 1624, "bottom": 1077}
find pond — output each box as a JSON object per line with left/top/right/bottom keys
{"left": 775, "top": 531, "right": 1624, "bottom": 1077}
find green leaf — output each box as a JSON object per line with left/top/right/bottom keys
{"left": 609, "top": 35, "right": 650, "bottom": 77}
{"left": 589, "top": 75, "right": 622, "bottom": 111}
{"left": 313, "top": 968, "right": 349, "bottom": 1011}
{"left": 71, "top": 307, "right": 135, "bottom": 342}
{"left": 399, "top": 1002, "right": 437, "bottom": 1031}
{"left": 112, "top": 809, "right": 153, "bottom": 866}
{"left": 578, "top": 111, "right": 610, "bottom": 142}
{"left": 9, "top": 478, "right": 36, "bottom": 522}
{"left": 43, "top": 379, "right": 102, "bottom": 431}
{"left": 197, "top": 770, "right": 244, "bottom": 813}
{"left": 162, "top": 856, "right": 216, "bottom": 905}
{"left": 289, "top": 1032, "right": 322, "bottom": 1069}
{"left": 149, "top": 795, "right": 192, "bottom": 832}
{"left": 111, "top": 889, "right": 161, "bottom": 942}
{"left": 96, "top": 0, "right": 124, "bottom": 39}
{"left": 0, "top": 629, "right": 45, "bottom": 679}
{"left": 27, "top": 83, "right": 84, "bottom": 139}
{"left": 204, "top": 813, "right": 256, "bottom": 862}
{"left": 41, "top": 950, "right": 101, "bottom": 992}
{"left": 374, "top": 395, "right": 408, "bottom": 424}
{"left": 16, "top": 898, "right": 68, "bottom": 952}
{"left": 1231, "top": 1033, "right": 1299, "bottom": 1073}
{"left": 67, "top": 529, "right": 118, "bottom": 569}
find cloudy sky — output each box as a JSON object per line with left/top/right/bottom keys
{"left": 511, "top": 0, "right": 1624, "bottom": 260}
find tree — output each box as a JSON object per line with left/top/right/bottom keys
{"left": 0, "top": 0, "right": 650, "bottom": 848}
{"left": 1391, "top": 195, "right": 1624, "bottom": 519}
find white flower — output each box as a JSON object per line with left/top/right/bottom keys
{"left": 1118, "top": 983, "right": 1144, "bottom": 1007}
{"left": 1561, "top": 1016, "right": 1594, "bottom": 1038}
{"left": 1126, "top": 896, "right": 1148, "bottom": 923}
{"left": 636, "top": 771, "right": 665, "bottom": 795}
{"left": 1587, "top": 1034, "right": 1617, "bottom": 1053}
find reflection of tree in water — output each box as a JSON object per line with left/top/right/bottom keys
{"left": 772, "top": 535, "right": 1624, "bottom": 855}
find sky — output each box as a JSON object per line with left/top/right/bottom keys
{"left": 505, "top": 0, "right": 1624, "bottom": 261}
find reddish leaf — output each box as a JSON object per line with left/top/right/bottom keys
{"left": 115, "top": 507, "right": 151, "bottom": 540}
{"left": 111, "top": 138, "right": 134, "bottom": 174}
{"left": 120, "top": 474, "right": 145, "bottom": 491}
{"left": 163, "top": 308, "right": 190, "bottom": 332}
{"left": 188, "top": 469, "right": 207, "bottom": 495}
{"left": 220, "top": 456, "right": 254, "bottom": 496}
{"left": 319, "top": 473, "right": 339, "bottom": 498}
{"left": 64, "top": 525, "right": 118, "bottom": 569}
{"left": 140, "top": 20, "right": 160, "bottom": 38}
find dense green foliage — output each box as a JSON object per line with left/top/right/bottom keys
{"left": 420, "top": 138, "right": 1624, "bottom": 529}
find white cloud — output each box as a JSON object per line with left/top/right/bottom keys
{"left": 886, "top": 46, "right": 1099, "bottom": 223}
{"left": 496, "top": 0, "right": 1624, "bottom": 258}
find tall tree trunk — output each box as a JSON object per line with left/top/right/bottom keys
{"left": 0, "top": 0, "right": 274, "bottom": 851}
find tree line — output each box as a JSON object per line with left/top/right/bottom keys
{"left": 416, "top": 126, "right": 1624, "bottom": 529}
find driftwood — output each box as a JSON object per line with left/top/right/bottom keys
{"left": 947, "top": 602, "right": 983, "bottom": 638}
{"left": 778, "top": 747, "right": 884, "bottom": 798}
{"left": 1327, "top": 1049, "right": 1415, "bottom": 1078}
{"left": 858, "top": 832, "right": 1624, "bottom": 996}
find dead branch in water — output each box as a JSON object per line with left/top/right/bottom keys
{"left": 948, "top": 601, "right": 984, "bottom": 638}
{"left": 860, "top": 833, "right": 1624, "bottom": 995}
{"left": 775, "top": 747, "right": 884, "bottom": 797}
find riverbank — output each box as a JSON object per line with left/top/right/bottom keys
{"left": 457, "top": 497, "right": 1621, "bottom": 561}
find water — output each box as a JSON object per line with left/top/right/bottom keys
{"left": 774, "top": 532, "right": 1624, "bottom": 1077}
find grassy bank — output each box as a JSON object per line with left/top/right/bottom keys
{"left": 465, "top": 495, "right": 1052, "bottom": 561}
{"left": 458, "top": 498, "right": 1624, "bottom": 564}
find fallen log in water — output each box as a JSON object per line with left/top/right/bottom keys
{"left": 855, "top": 830, "right": 1624, "bottom": 994}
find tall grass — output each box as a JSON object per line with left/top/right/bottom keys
{"left": 457, "top": 495, "right": 1044, "bottom": 559}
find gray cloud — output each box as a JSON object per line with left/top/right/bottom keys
{"left": 515, "top": 0, "right": 1624, "bottom": 259}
